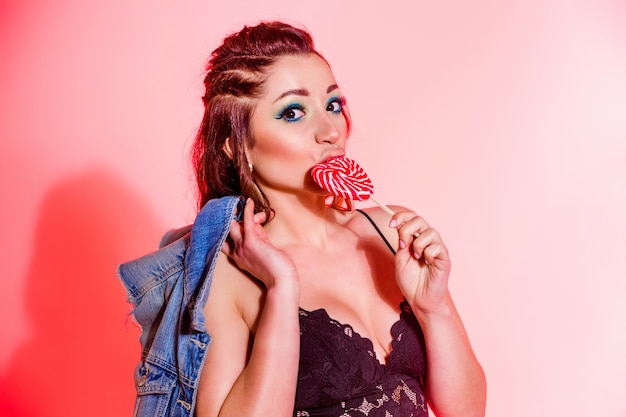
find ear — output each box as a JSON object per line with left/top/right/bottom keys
{"left": 223, "top": 137, "right": 253, "bottom": 166}
{"left": 222, "top": 137, "right": 234, "bottom": 160}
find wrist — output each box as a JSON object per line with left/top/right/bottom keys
{"left": 411, "top": 292, "right": 453, "bottom": 323}
{"left": 265, "top": 273, "right": 300, "bottom": 302}
{"left": 414, "top": 303, "right": 452, "bottom": 324}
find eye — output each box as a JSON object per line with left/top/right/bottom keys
{"left": 276, "top": 104, "right": 305, "bottom": 122}
{"left": 326, "top": 97, "right": 345, "bottom": 114}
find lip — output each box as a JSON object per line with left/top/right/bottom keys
{"left": 319, "top": 150, "right": 345, "bottom": 163}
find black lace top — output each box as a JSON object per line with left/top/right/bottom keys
{"left": 294, "top": 301, "right": 428, "bottom": 417}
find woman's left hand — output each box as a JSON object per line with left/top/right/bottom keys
{"left": 389, "top": 209, "right": 452, "bottom": 315}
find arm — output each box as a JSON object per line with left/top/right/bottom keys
{"left": 195, "top": 199, "right": 301, "bottom": 417}
{"left": 416, "top": 292, "right": 486, "bottom": 417}
{"left": 389, "top": 209, "right": 486, "bottom": 417}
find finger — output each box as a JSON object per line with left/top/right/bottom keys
{"left": 388, "top": 210, "right": 429, "bottom": 231}
{"left": 252, "top": 210, "right": 269, "bottom": 240}
{"left": 388, "top": 209, "right": 417, "bottom": 229}
{"left": 242, "top": 198, "right": 257, "bottom": 235}
{"left": 253, "top": 210, "right": 268, "bottom": 225}
{"left": 221, "top": 220, "right": 241, "bottom": 257}
{"left": 228, "top": 219, "right": 243, "bottom": 243}
{"left": 422, "top": 241, "right": 449, "bottom": 266}
{"left": 396, "top": 217, "right": 430, "bottom": 249}
{"left": 411, "top": 228, "right": 444, "bottom": 261}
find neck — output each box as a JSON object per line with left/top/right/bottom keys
{"left": 262, "top": 192, "right": 349, "bottom": 249}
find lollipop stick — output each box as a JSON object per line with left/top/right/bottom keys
{"left": 369, "top": 196, "right": 395, "bottom": 216}
{"left": 370, "top": 196, "right": 420, "bottom": 237}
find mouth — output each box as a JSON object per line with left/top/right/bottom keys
{"left": 319, "top": 150, "right": 345, "bottom": 164}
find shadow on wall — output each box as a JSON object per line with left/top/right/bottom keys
{"left": 0, "top": 168, "right": 164, "bottom": 417}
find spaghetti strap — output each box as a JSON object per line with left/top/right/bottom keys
{"left": 356, "top": 209, "right": 396, "bottom": 255}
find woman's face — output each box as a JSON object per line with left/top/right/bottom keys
{"left": 248, "top": 53, "right": 349, "bottom": 198}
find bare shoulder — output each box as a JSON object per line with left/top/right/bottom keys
{"left": 205, "top": 251, "right": 264, "bottom": 333}
{"left": 359, "top": 204, "right": 409, "bottom": 222}
{"left": 352, "top": 204, "right": 409, "bottom": 246}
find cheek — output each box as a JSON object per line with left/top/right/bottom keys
{"left": 249, "top": 124, "right": 282, "bottom": 156}
{"left": 249, "top": 128, "right": 306, "bottom": 168}
{"left": 252, "top": 121, "right": 311, "bottom": 153}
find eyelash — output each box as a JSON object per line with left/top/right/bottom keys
{"left": 275, "top": 96, "right": 347, "bottom": 123}
{"left": 276, "top": 103, "right": 306, "bottom": 123}
{"left": 326, "top": 96, "right": 346, "bottom": 113}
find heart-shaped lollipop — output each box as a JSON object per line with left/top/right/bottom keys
{"left": 311, "top": 155, "right": 395, "bottom": 215}
{"left": 311, "top": 155, "right": 373, "bottom": 201}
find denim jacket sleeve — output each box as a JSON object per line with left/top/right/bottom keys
{"left": 117, "top": 196, "right": 244, "bottom": 417}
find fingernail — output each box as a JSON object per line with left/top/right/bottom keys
{"left": 389, "top": 219, "right": 396, "bottom": 228}
{"left": 399, "top": 240, "right": 406, "bottom": 249}
{"left": 413, "top": 251, "right": 420, "bottom": 260}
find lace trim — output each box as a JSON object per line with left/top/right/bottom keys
{"left": 299, "top": 301, "right": 414, "bottom": 368}
{"left": 295, "top": 379, "right": 427, "bottom": 416}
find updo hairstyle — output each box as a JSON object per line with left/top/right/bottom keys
{"left": 191, "top": 21, "right": 319, "bottom": 216}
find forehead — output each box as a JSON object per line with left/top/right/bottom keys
{"left": 262, "top": 53, "right": 337, "bottom": 97}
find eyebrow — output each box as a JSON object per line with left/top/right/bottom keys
{"left": 273, "top": 84, "right": 340, "bottom": 103}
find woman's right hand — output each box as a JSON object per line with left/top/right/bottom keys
{"left": 221, "top": 198, "right": 298, "bottom": 290}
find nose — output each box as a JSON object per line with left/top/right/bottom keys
{"left": 314, "top": 111, "right": 342, "bottom": 144}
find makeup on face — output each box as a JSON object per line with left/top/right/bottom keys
{"left": 273, "top": 94, "right": 345, "bottom": 123}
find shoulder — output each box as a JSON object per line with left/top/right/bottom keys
{"left": 206, "top": 251, "right": 264, "bottom": 333}
{"left": 348, "top": 204, "right": 409, "bottom": 248}
{"left": 359, "top": 204, "right": 408, "bottom": 224}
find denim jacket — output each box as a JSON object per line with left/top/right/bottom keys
{"left": 118, "top": 196, "right": 244, "bottom": 417}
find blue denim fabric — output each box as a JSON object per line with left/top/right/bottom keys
{"left": 118, "top": 196, "right": 244, "bottom": 417}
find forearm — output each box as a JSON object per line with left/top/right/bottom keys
{"left": 219, "top": 282, "right": 301, "bottom": 416}
{"left": 412, "top": 291, "right": 486, "bottom": 417}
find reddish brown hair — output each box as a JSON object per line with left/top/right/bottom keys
{"left": 191, "top": 21, "right": 349, "bottom": 216}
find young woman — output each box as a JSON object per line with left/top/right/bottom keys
{"left": 119, "top": 21, "right": 486, "bottom": 417}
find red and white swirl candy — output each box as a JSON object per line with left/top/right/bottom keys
{"left": 311, "top": 155, "right": 374, "bottom": 201}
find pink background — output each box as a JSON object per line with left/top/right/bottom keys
{"left": 1, "top": 1, "right": 625, "bottom": 416}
